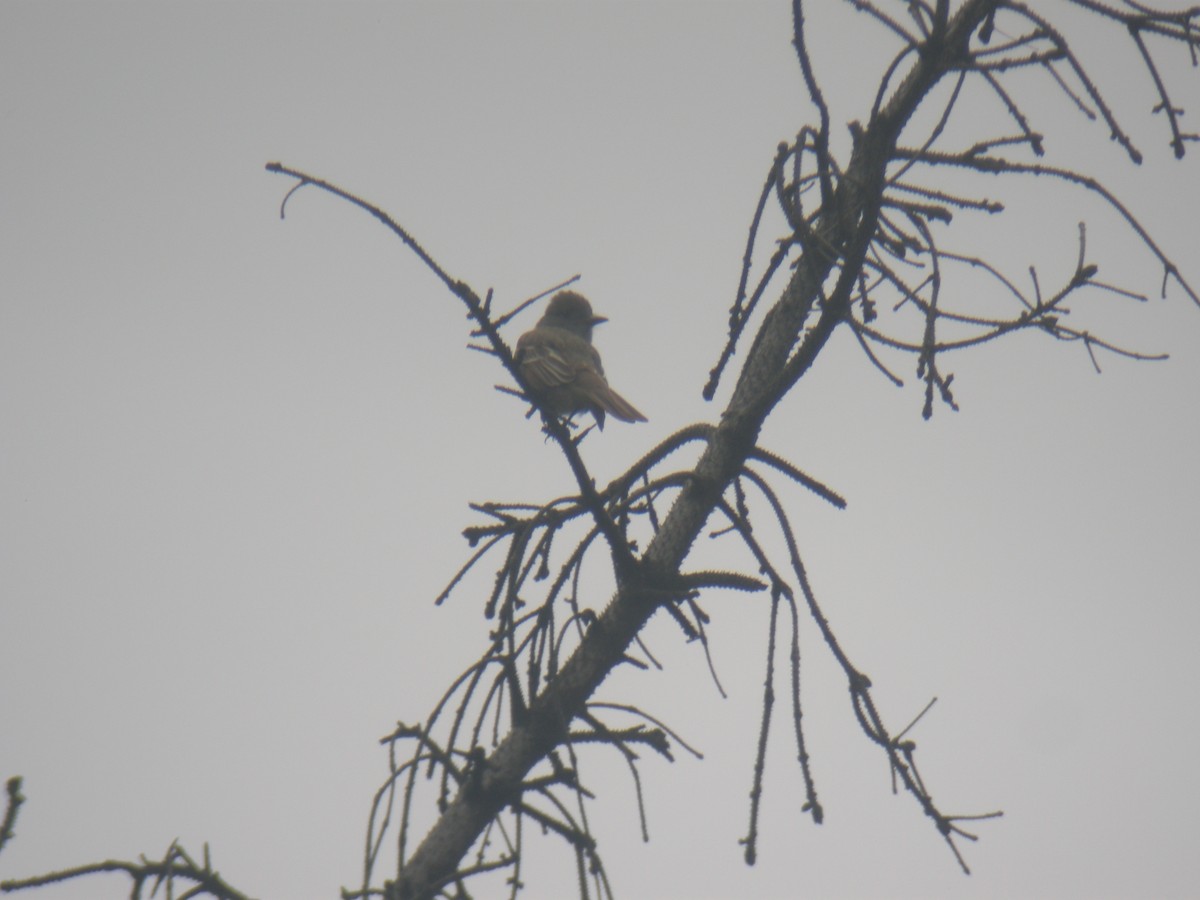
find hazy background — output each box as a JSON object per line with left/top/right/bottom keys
{"left": 2, "top": 3, "right": 1198, "bottom": 899}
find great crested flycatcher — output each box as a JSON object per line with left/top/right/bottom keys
{"left": 515, "top": 290, "right": 647, "bottom": 429}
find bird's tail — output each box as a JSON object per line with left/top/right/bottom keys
{"left": 598, "top": 387, "right": 647, "bottom": 425}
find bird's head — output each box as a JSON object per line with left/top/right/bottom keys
{"left": 540, "top": 291, "right": 607, "bottom": 340}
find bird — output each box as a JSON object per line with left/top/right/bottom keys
{"left": 515, "top": 290, "right": 647, "bottom": 430}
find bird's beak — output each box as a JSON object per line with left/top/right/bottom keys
{"left": 591, "top": 315, "right": 608, "bottom": 325}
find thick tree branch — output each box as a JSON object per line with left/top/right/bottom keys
{"left": 384, "top": 3, "right": 997, "bottom": 897}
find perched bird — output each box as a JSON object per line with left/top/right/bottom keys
{"left": 515, "top": 291, "right": 647, "bottom": 430}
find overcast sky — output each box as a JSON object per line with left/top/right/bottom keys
{"left": 2, "top": 3, "right": 1199, "bottom": 899}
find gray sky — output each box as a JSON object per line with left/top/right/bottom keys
{"left": 2, "top": 3, "right": 1199, "bottom": 899}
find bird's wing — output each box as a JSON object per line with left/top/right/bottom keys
{"left": 516, "top": 334, "right": 579, "bottom": 390}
